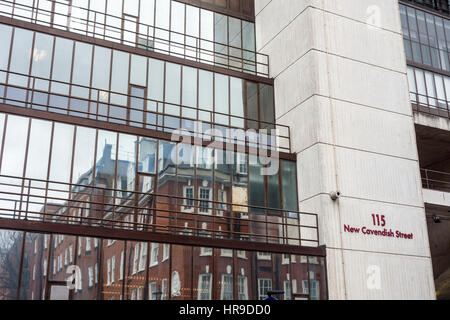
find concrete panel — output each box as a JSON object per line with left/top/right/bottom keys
{"left": 414, "top": 112, "right": 450, "bottom": 132}
{"left": 255, "top": 0, "right": 310, "bottom": 50}
{"left": 273, "top": 50, "right": 329, "bottom": 118}
{"left": 296, "top": 143, "right": 336, "bottom": 202}
{"left": 423, "top": 189, "right": 450, "bottom": 207}
{"left": 333, "top": 100, "right": 418, "bottom": 160}
{"left": 335, "top": 147, "right": 423, "bottom": 207}
{"left": 326, "top": 54, "right": 412, "bottom": 116}
{"left": 338, "top": 197, "right": 430, "bottom": 256}
{"left": 277, "top": 95, "right": 333, "bottom": 153}
{"left": 310, "top": 0, "right": 403, "bottom": 33}
{"left": 341, "top": 250, "right": 435, "bottom": 300}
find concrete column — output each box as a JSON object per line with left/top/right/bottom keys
{"left": 255, "top": 0, "right": 435, "bottom": 299}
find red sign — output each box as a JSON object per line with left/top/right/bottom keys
{"left": 344, "top": 214, "right": 414, "bottom": 240}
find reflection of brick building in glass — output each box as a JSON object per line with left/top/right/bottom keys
{"left": 15, "top": 140, "right": 326, "bottom": 300}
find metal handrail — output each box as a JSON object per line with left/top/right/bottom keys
{"left": 0, "top": 69, "right": 291, "bottom": 152}
{"left": 410, "top": 91, "right": 450, "bottom": 117}
{"left": 0, "top": 174, "right": 320, "bottom": 246}
{"left": 420, "top": 168, "right": 450, "bottom": 192}
{"left": 0, "top": 0, "right": 270, "bottom": 77}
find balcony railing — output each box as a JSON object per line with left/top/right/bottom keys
{"left": 0, "top": 174, "right": 320, "bottom": 248}
{"left": 421, "top": 168, "right": 450, "bottom": 192}
{"left": 0, "top": 0, "right": 270, "bottom": 77}
{"left": 402, "top": 0, "right": 450, "bottom": 14}
{"left": 0, "top": 69, "right": 291, "bottom": 153}
{"left": 410, "top": 92, "right": 450, "bottom": 118}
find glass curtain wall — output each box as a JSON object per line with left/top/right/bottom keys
{"left": 0, "top": 0, "right": 258, "bottom": 73}
{"left": 0, "top": 229, "right": 327, "bottom": 300}
{"left": 0, "top": 24, "right": 274, "bottom": 134}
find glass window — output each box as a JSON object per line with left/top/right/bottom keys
{"left": 155, "top": 0, "right": 170, "bottom": 30}
{"left": 148, "top": 58, "right": 164, "bottom": 102}
{"left": 72, "top": 126, "right": 96, "bottom": 184}
{"left": 1, "top": 115, "right": 29, "bottom": 177}
{"left": 259, "top": 84, "right": 275, "bottom": 129}
{"left": 165, "top": 63, "right": 181, "bottom": 104}
{"left": 186, "top": 5, "right": 200, "bottom": 38}
{"left": 117, "top": 133, "right": 137, "bottom": 193}
{"left": 214, "top": 13, "right": 228, "bottom": 45}
{"left": 0, "top": 230, "right": 23, "bottom": 300}
{"left": 25, "top": 119, "right": 52, "bottom": 180}
{"left": 110, "top": 51, "right": 129, "bottom": 110}
{"left": 157, "top": 141, "right": 176, "bottom": 195}
{"left": 199, "top": 70, "right": 213, "bottom": 113}
{"left": 31, "top": 32, "right": 54, "bottom": 80}
{"left": 230, "top": 77, "right": 244, "bottom": 127}
{"left": 92, "top": 47, "right": 111, "bottom": 90}
{"left": 138, "top": 138, "right": 157, "bottom": 174}
{"left": 182, "top": 66, "right": 197, "bottom": 119}
{"left": 281, "top": 160, "right": 298, "bottom": 212}
{"left": 215, "top": 73, "right": 229, "bottom": 125}
{"left": 0, "top": 25, "right": 12, "bottom": 82}
{"left": 249, "top": 155, "right": 265, "bottom": 214}
{"left": 96, "top": 130, "right": 117, "bottom": 192}
{"left": 51, "top": 37, "right": 73, "bottom": 87}
{"left": 49, "top": 123, "right": 74, "bottom": 183}
{"left": 139, "top": 0, "right": 155, "bottom": 26}
{"left": 123, "top": 0, "right": 139, "bottom": 16}
{"left": 130, "top": 54, "right": 147, "bottom": 87}
{"left": 9, "top": 28, "right": 34, "bottom": 86}
{"left": 72, "top": 42, "right": 92, "bottom": 87}
{"left": 267, "top": 170, "right": 280, "bottom": 213}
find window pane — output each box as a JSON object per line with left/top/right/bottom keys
{"left": 259, "top": 84, "right": 275, "bottom": 129}
{"left": 281, "top": 160, "right": 298, "bottom": 211}
{"left": 9, "top": 28, "right": 34, "bottom": 86}
{"left": 230, "top": 77, "right": 244, "bottom": 127}
{"left": 165, "top": 63, "right": 181, "bottom": 104}
{"left": 51, "top": 37, "right": 73, "bottom": 84}
{"left": 138, "top": 138, "right": 157, "bottom": 174}
{"left": 49, "top": 123, "right": 74, "bottom": 183}
{"left": 123, "top": 0, "right": 139, "bottom": 16}
{"left": 111, "top": 51, "right": 129, "bottom": 108}
{"left": 148, "top": 58, "right": 164, "bottom": 101}
{"left": 72, "top": 42, "right": 92, "bottom": 87}
{"left": 215, "top": 73, "right": 229, "bottom": 125}
{"left": 130, "top": 54, "right": 147, "bottom": 87}
{"left": 1, "top": 115, "right": 29, "bottom": 176}
{"left": 0, "top": 25, "right": 12, "bottom": 80}
{"left": 25, "top": 119, "right": 52, "bottom": 180}
{"left": 92, "top": 47, "right": 111, "bottom": 90}
{"left": 0, "top": 230, "right": 24, "bottom": 300}
{"left": 182, "top": 66, "right": 197, "bottom": 112}
{"left": 117, "top": 133, "right": 137, "bottom": 193}
{"left": 31, "top": 32, "right": 54, "bottom": 79}
{"left": 249, "top": 155, "right": 265, "bottom": 214}
{"left": 72, "top": 126, "right": 96, "bottom": 184}
{"left": 96, "top": 130, "right": 117, "bottom": 202}
{"left": 199, "top": 70, "right": 213, "bottom": 112}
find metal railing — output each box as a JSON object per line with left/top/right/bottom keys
{"left": 401, "top": 0, "right": 450, "bottom": 14}
{"left": 0, "top": 174, "right": 320, "bottom": 247}
{"left": 0, "top": 0, "right": 270, "bottom": 77}
{"left": 0, "top": 69, "right": 291, "bottom": 152}
{"left": 421, "top": 168, "right": 450, "bottom": 192}
{"left": 410, "top": 92, "right": 450, "bottom": 118}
